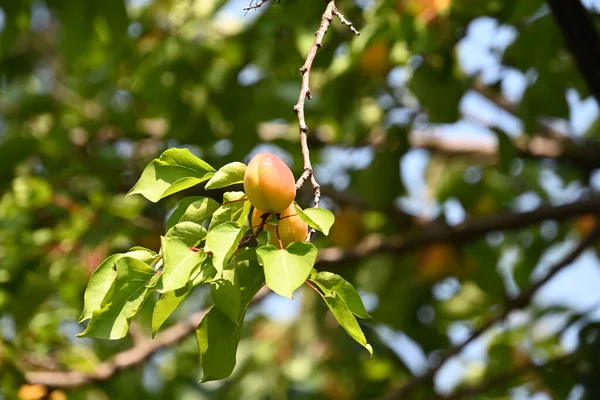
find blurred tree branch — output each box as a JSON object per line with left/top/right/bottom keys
{"left": 383, "top": 221, "right": 600, "bottom": 399}
{"left": 24, "top": 288, "right": 269, "bottom": 388}
{"left": 24, "top": 195, "right": 600, "bottom": 389}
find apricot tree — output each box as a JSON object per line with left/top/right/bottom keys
{"left": 77, "top": 2, "right": 369, "bottom": 382}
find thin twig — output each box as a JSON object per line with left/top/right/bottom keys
{"left": 383, "top": 222, "right": 600, "bottom": 400}
{"left": 293, "top": 1, "right": 359, "bottom": 240}
{"left": 244, "top": 0, "right": 272, "bottom": 11}
{"left": 332, "top": 7, "right": 360, "bottom": 36}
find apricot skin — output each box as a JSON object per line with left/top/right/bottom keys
{"left": 252, "top": 204, "right": 307, "bottom": 247}
{"left": 244, "top": 152, "right": 296, "bottom": 213}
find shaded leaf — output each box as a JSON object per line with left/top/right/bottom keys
{"left": 166, "top": 196, "right": 220, "bottom": 231}
{"left": 209, "top": 192, "right": 251, "bottom": 230}
{"left": 152, "top": 284, "right": 191, "bottom": 336}
{"left": 210, "top": 268, "right": 240, "bottom": 324}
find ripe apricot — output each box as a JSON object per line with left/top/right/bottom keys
{"left": 252, "top": 204, "right": 307, "bottom": 248}
{"left": 359, "top": 40, "right": 390, "bottom": 78}
{"left": 244, "top": 152, "right": 296, "bottom": 213}
{"left": 417, "top": 243, "right": 459, "bottom": 283}
{"left": 576, "top": 214, "right": 597, "bottom": 236}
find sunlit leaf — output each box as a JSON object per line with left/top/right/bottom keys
{"left": 205, "top": 162, "right": 246, "bottom": 189}
{"left": 294, "top": 204, "right": 335, "bottom": 235}
{"left": 312, "top": 271, "right": 371, "bottom": 319}
{"left": 165, "top": 222, "right": 207, "bottom": 247}
{"left": 323, "top": 292, "right": 373, "bottom": 355}
{"left": 79, "top": 249, "right": 156, "bottom": 323}
{"left": 128, "top": 148, "right": 215, "bottom": 202}
{"left": 161, "top": 237, "right": 205, "bottom": 292}
{"left": 256, "top": 242, "right": 317, "bottom": 299}
{"left": 204, "top": 222, "right": 244, "bottom": 272}
{"left": 78, "top": 257, "right": 156, "bottom": 340}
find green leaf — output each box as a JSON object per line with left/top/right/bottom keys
{"left": 210, "top": 268, "right": 240, "bottom": 324}
{"left": 204, "top": 222, "right": 244, "bottom": 272}
{"left": 78, "top": 257, "right": 156, "bottom": 340}
{"left": 323, "top": 292, "right": 373, "bottom": 355}
{"left": 165, "top": 222, "right": 207, "bottom": 247}
{"left": 209, "top": 192, "right": 251, "bottom": 230}
{"left": 237, "top": 260, "right": 265, "bottom": 304}
{"left": 79, "top": 249, "right": 156, "bottom": 323}
{"left": 205, "top": 162, "right": 246, "bottom": 190}
{"left": 128, "top": 148, "right": 215, "bottom": 203}
{"left": 312, "top": 272, "right": 371, "bottom": 319}
{"left": 196, "top": 306, "right": 244, "bottom": 382}
{"left": 152, "top": 284, "right": 191, "bottom": 337}
{"left": 192, "top": 257, "right": 218, "bottom": 286}
{"left": 256, "top": 242, "right": 317, "bottom": 299}
{"left": 161, "top": 237, "right": 206, "bottom": 292}
{"left": 294, "top": 205, "right": 335, "bottom": 235}
{"left": 195, "top": 260, "right": 263, "bottom": 382}
{"left": 166, "top": 196, "right": 220, "bottom": 230}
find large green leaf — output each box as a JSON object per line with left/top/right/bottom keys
{"left": 205, "top": 162, "right": 246, "bottom": 190}
{"left": 78, "top": 257, "right": 157, "bottom": 340}
{"left": 196, "top": 306, "right": 245, "bottom": 382}
{"left": 165, "top": 222, "right": 207, "bottom": 247}
{"left": 294, "top": 204, "right": 335, "bottom": 235}
{"left": 256, "top": 242, "right": 317, "bottom": 299}
{"left": 204, "top": 222, "right": 244, "bottom": 272}
{"left": 166, "top": 196, "right": 220, "bottom": 231}
{"left": 210, "top": 267, "right": 240, "bottom": 324}
{"left": 323, "top": 293, "right": 373, "bottom": 355}
{"left": 152, "top": 284, "right": 192, "bottom": 337}
{"left": 161, "top": 237, "right": 206, "bottom": 292}
{"left": 195, "top": 259, "right": 264, "bottom": 382}
{"left": 79, "top": 249, "right": 156, "bottom": 323}
{"left": 128, "top": 148, "right": 215, "bottom": 202}
{"left": 312, "top": 271, "right": 371, "bottom": 319}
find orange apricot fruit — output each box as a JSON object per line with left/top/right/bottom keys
{"left": 244, "top": 152, "right": 296, "bottom": 213}
{"left": 252, "top": 203, "right": 307, "bottom": 248}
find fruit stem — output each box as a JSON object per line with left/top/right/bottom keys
{"left": 305, "top": 280, "right": 325, "bottom": 300}
{"left": 275, "top": 225, "right": 284, "bottom": 250}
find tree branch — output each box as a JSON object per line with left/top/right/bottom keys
{"left": 293, "top": 1, "right": 359, "bottom": 239}
{"left": 24, "top": 288, "right": 269, "bottom": 388}
{"left": 383, "top": 222, "right": 600, "bottom": 399}
{"left": 25, "top": 195, "right": 600, "bottom": 389}
{"left": 318, "top": 194, "right": 600, "bottom": 268}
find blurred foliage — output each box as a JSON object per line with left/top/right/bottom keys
{"left": 2, "top": 0, "right": 600, "bottom": 399}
